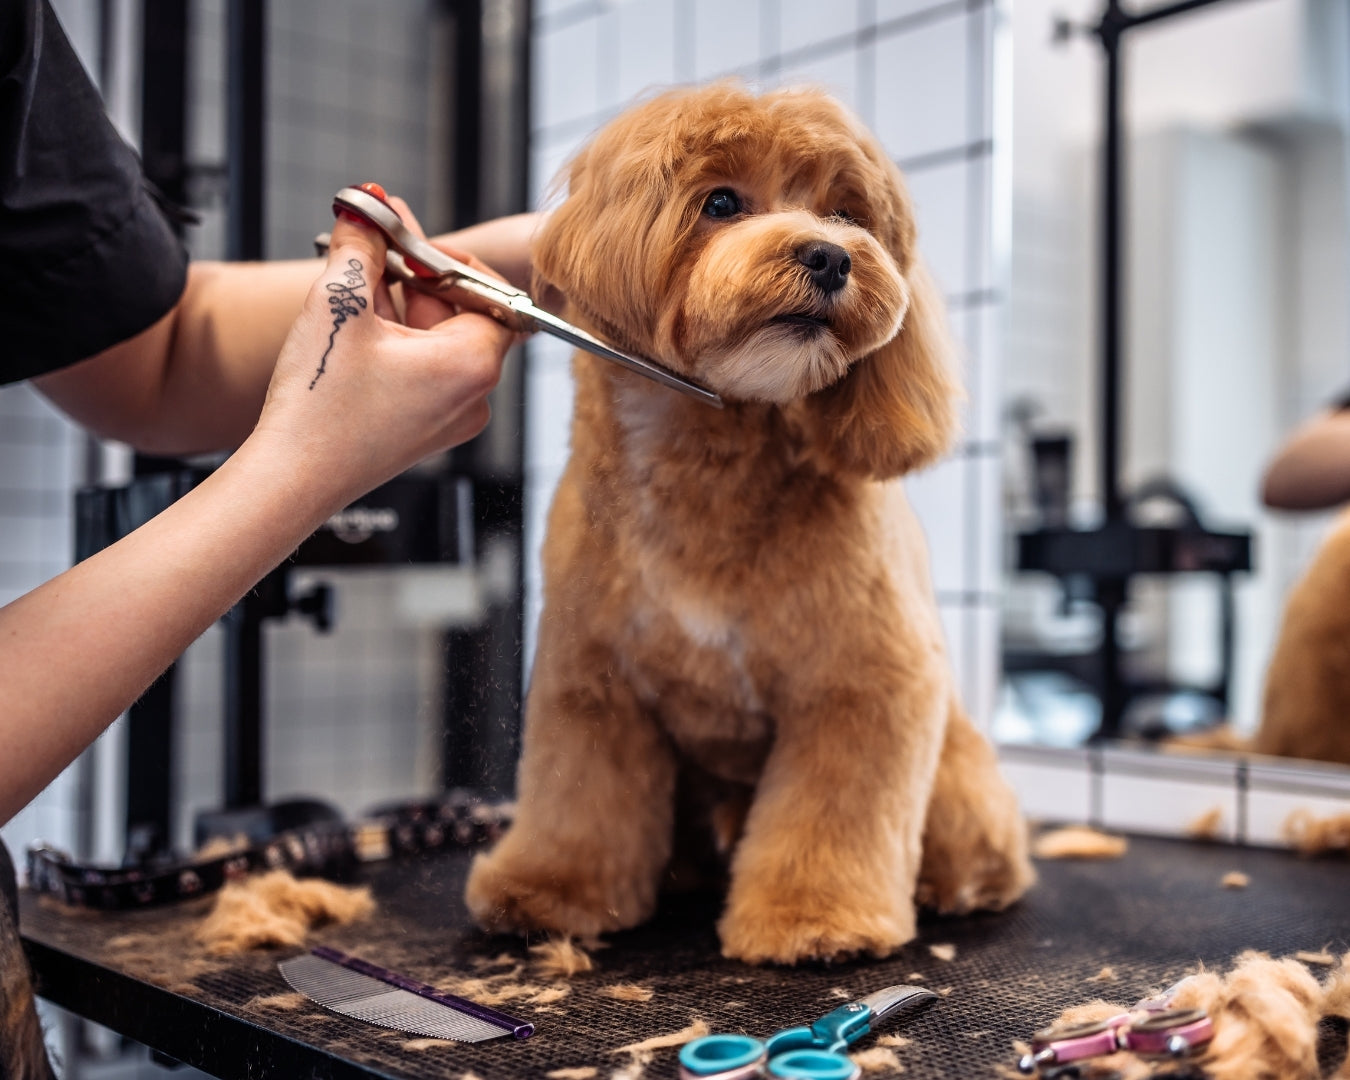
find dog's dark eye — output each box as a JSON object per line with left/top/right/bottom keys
{"left": 703, "top": 189, "right": 743, "bottom": 219}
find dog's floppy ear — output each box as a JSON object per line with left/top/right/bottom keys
{"left": 529, "top": 132, "right": 668, "bottom": 339}
{"left": 807, "top": 258, "right": 961, "bottom": 479}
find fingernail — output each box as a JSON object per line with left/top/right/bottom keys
{"left": 404, "top": 255, "right": 439, "bottom": 279}
{"left": 335, "top": 208, "right": 367, "bottom": 226}
{"left": 357, "top": 181, "right": 390, "bottom": 203}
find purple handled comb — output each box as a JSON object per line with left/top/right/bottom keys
{"left": 278, "top": 946, "right": 535, "bottom": 1042}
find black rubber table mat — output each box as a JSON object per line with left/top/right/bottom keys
{"left": 20, "top": 834, "right": 1350, "bottom": 1079}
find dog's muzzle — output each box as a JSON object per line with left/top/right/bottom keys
{"left": 797, "top": 241, "right": 851, "bottom": 295}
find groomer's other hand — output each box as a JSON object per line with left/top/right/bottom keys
{"left": 431, "top": 210, "right": 545, "bottom": 294}
{"left": 384, "top": 195, "right": 525, "bottom": 336}
{"left": 251, "top": 196, "right": 515, "bottom": 512}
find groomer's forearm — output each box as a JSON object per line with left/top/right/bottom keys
{"left": 34, "top": 214, "right": 543, "bottom": 455}
{"left": 0, "top": 433, "right": 333, "bottom": 825}
{"left": 33, "top": 259, "right": 320, "bottom": 455}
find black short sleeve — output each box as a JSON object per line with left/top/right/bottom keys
{"left": 0, "top": 0, "right": 188, "bottom": 385}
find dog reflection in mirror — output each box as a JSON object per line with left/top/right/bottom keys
{"left": 466, "top": 82, "right": 1034, "bottom": 963}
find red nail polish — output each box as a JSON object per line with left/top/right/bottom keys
{"left": 403, "top": 255, "right": 439, "bottom": 278}
{"left": 357, "top": 182, "right": 390, "bottom": 203}
{"left": 335, "top": 208, "right": 367, "bottom": 226}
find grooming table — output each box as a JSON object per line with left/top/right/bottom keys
{"left": 19, "top": 835, "right": 1350, "bottom": 1078}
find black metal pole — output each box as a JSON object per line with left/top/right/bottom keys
{"left": 223, "top": 0, "right": 268, "bottom": 806}
{"left": 1088, "top": 0, "right": 1248, "bottom": 737}
{"left": 124, "top": 0, "right": 191, "bottom": 856}
{"left": 439, "top": 0, "right": 532, "bottom": 796}
{"left": 221, "top": 601, "right": 264, "bottom": 809}
{"left": 1094, "top": 0, "right": 1245, "bottom": 523}
{"left": 140, "top": 0, "right": 189, "bottom": 209}
{"left": 226, "top": 0, "right": 265, "bottom": 260}
{"left": 1099, "top": 1, "right": 1125, "bottom": 525}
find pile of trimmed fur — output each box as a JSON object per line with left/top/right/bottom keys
{"left": 194, "top": 870, "right": 374, "bottom": 955}
{"left": 1021, "top": 950, "right": 1350, "bottom": 1079}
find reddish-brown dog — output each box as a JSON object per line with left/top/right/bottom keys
{"left": 465, "top": 83, "right": 1033, "bottom": 963}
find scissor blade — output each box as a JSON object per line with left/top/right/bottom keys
{"left": 858, "top": 985, "right": 939, "bottom": 1027}
{"left": 522, "top": 303, "right": 724, "bottom": 408}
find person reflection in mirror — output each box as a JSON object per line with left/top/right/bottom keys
{"left": 1248, "top": 397, "right": 1350, "bottom": 767}
{"left": 1261, "top": 397, "right": 1350, "bottom": 511}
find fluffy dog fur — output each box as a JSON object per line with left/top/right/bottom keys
{"left": 465, "top": 83, "right": 1033, "bottom": 963}
{"left": 1170, "top": 505, "right": 1350, "bottom": 767}
{"left": 1254, "top": 505, "right": 1350, "bottom": 765}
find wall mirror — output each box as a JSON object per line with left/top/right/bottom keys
{"left": 997, "top": 0, "right": 1350, "bottom": 773}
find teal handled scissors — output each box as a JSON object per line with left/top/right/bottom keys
{"left": 679, "top": 985, "right": 937, "bottom": 1080}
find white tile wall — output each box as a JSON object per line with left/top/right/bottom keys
{"left": 526, "top": 0, "right": 1008, "bottom": 723}
{"left": 872, "top": 15, "right": 969, "bottom": 161}
{"left": 1100, "top": 771, "right": 1238, "bottom": 842}
{"left": 691, "top": 0, "right": 761, "bottom": 81}
{"left": 998, "top": 745, "right": 1095, "bottom": 824}
{"left": 777, "top": 0, "right": 858, "bottom": 59}
{"left": 615, "top": 0, "right": 680, "bottom": 101}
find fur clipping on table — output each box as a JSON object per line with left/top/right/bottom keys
{"left": 402, "top": 1038, "right": 454, "bottom": 1051}
{"left": 850, "top": 1045, "right": 903, "bottom": 1072}
{"left": 193, "top": 870, "right": 374, "bottom": 955}
{"left": 610, "top": 1020, "right": 711, "bottom": 1057}
{"left": 597, "top": 983, "right": 655, "bottom": 1003}
{"left": 530, "top": 936, "right": 596, "bottom": 978}
{"left": 1168, "top": 952, "right": 1323, "bottom": 1080}
{"left": 1033, "top": 950, "right": 1350, "bottom": 1080}
{"left": 1031, "top": 825, "right": 1128, "bottom": 860}
{"left": 1187, "top": 806, "right": 1225, "bottom": 840}
{"left": 1285, "top": 810, "right": 1350, "bottom": 855}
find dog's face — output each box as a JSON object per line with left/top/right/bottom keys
{"left": 536, "top": 82, "right": 959, "bottom": 477}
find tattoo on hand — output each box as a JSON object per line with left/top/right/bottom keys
{"left": 309, "top": 259, "right": 368, "bottom": 389}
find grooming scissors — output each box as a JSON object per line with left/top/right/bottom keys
{"left": 1016, "top": 979, "right": 1213, "bottom": 1074}
{"left": 315, "top": 186, "right": 723, "bottom": 408}
{"left": 679, "top": 985, "right": 937, "bottom": 1080}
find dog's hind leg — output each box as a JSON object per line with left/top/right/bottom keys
{"left": 464, "top": 630, "right": 678, "bottom": 940}
{"left": 916, "top": 700, "right": 1035, "bottom": 915}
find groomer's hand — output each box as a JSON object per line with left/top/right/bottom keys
{"left": 0, "top": 191, "right": 520, "bottom": 826}
{"left": 249, "top": 190, "right": 517, "bottom": 512}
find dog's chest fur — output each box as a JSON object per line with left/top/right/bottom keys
{"left": 590, "top": 380, "right": 889, "bottom": 783}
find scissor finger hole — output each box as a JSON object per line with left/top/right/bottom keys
{"left": 1033, "top": 1018, "right": 1116, "bottom": 1045}
{"left": 1131, "top": 1008, "right": 1208, "bottom": 1034}
{"left": 679, "top": 1034, "right": 765, "bottom": 1077}
{"left": 767, "top": 1048, "right": 861, "bottom": 1080}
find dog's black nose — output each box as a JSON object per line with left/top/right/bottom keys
{"left": 797, "top": 241, "right": 852, "bottom": 294}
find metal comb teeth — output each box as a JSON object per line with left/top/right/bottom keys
{"left": 278, "top": 949, "right": 534, "bottom": 1042}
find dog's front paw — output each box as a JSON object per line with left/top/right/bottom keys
{"left": 465, "top": 845, "right": 653, "bottom": 940}
{"left": 717, "top": 891, "right": 916, "bottom": 964}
